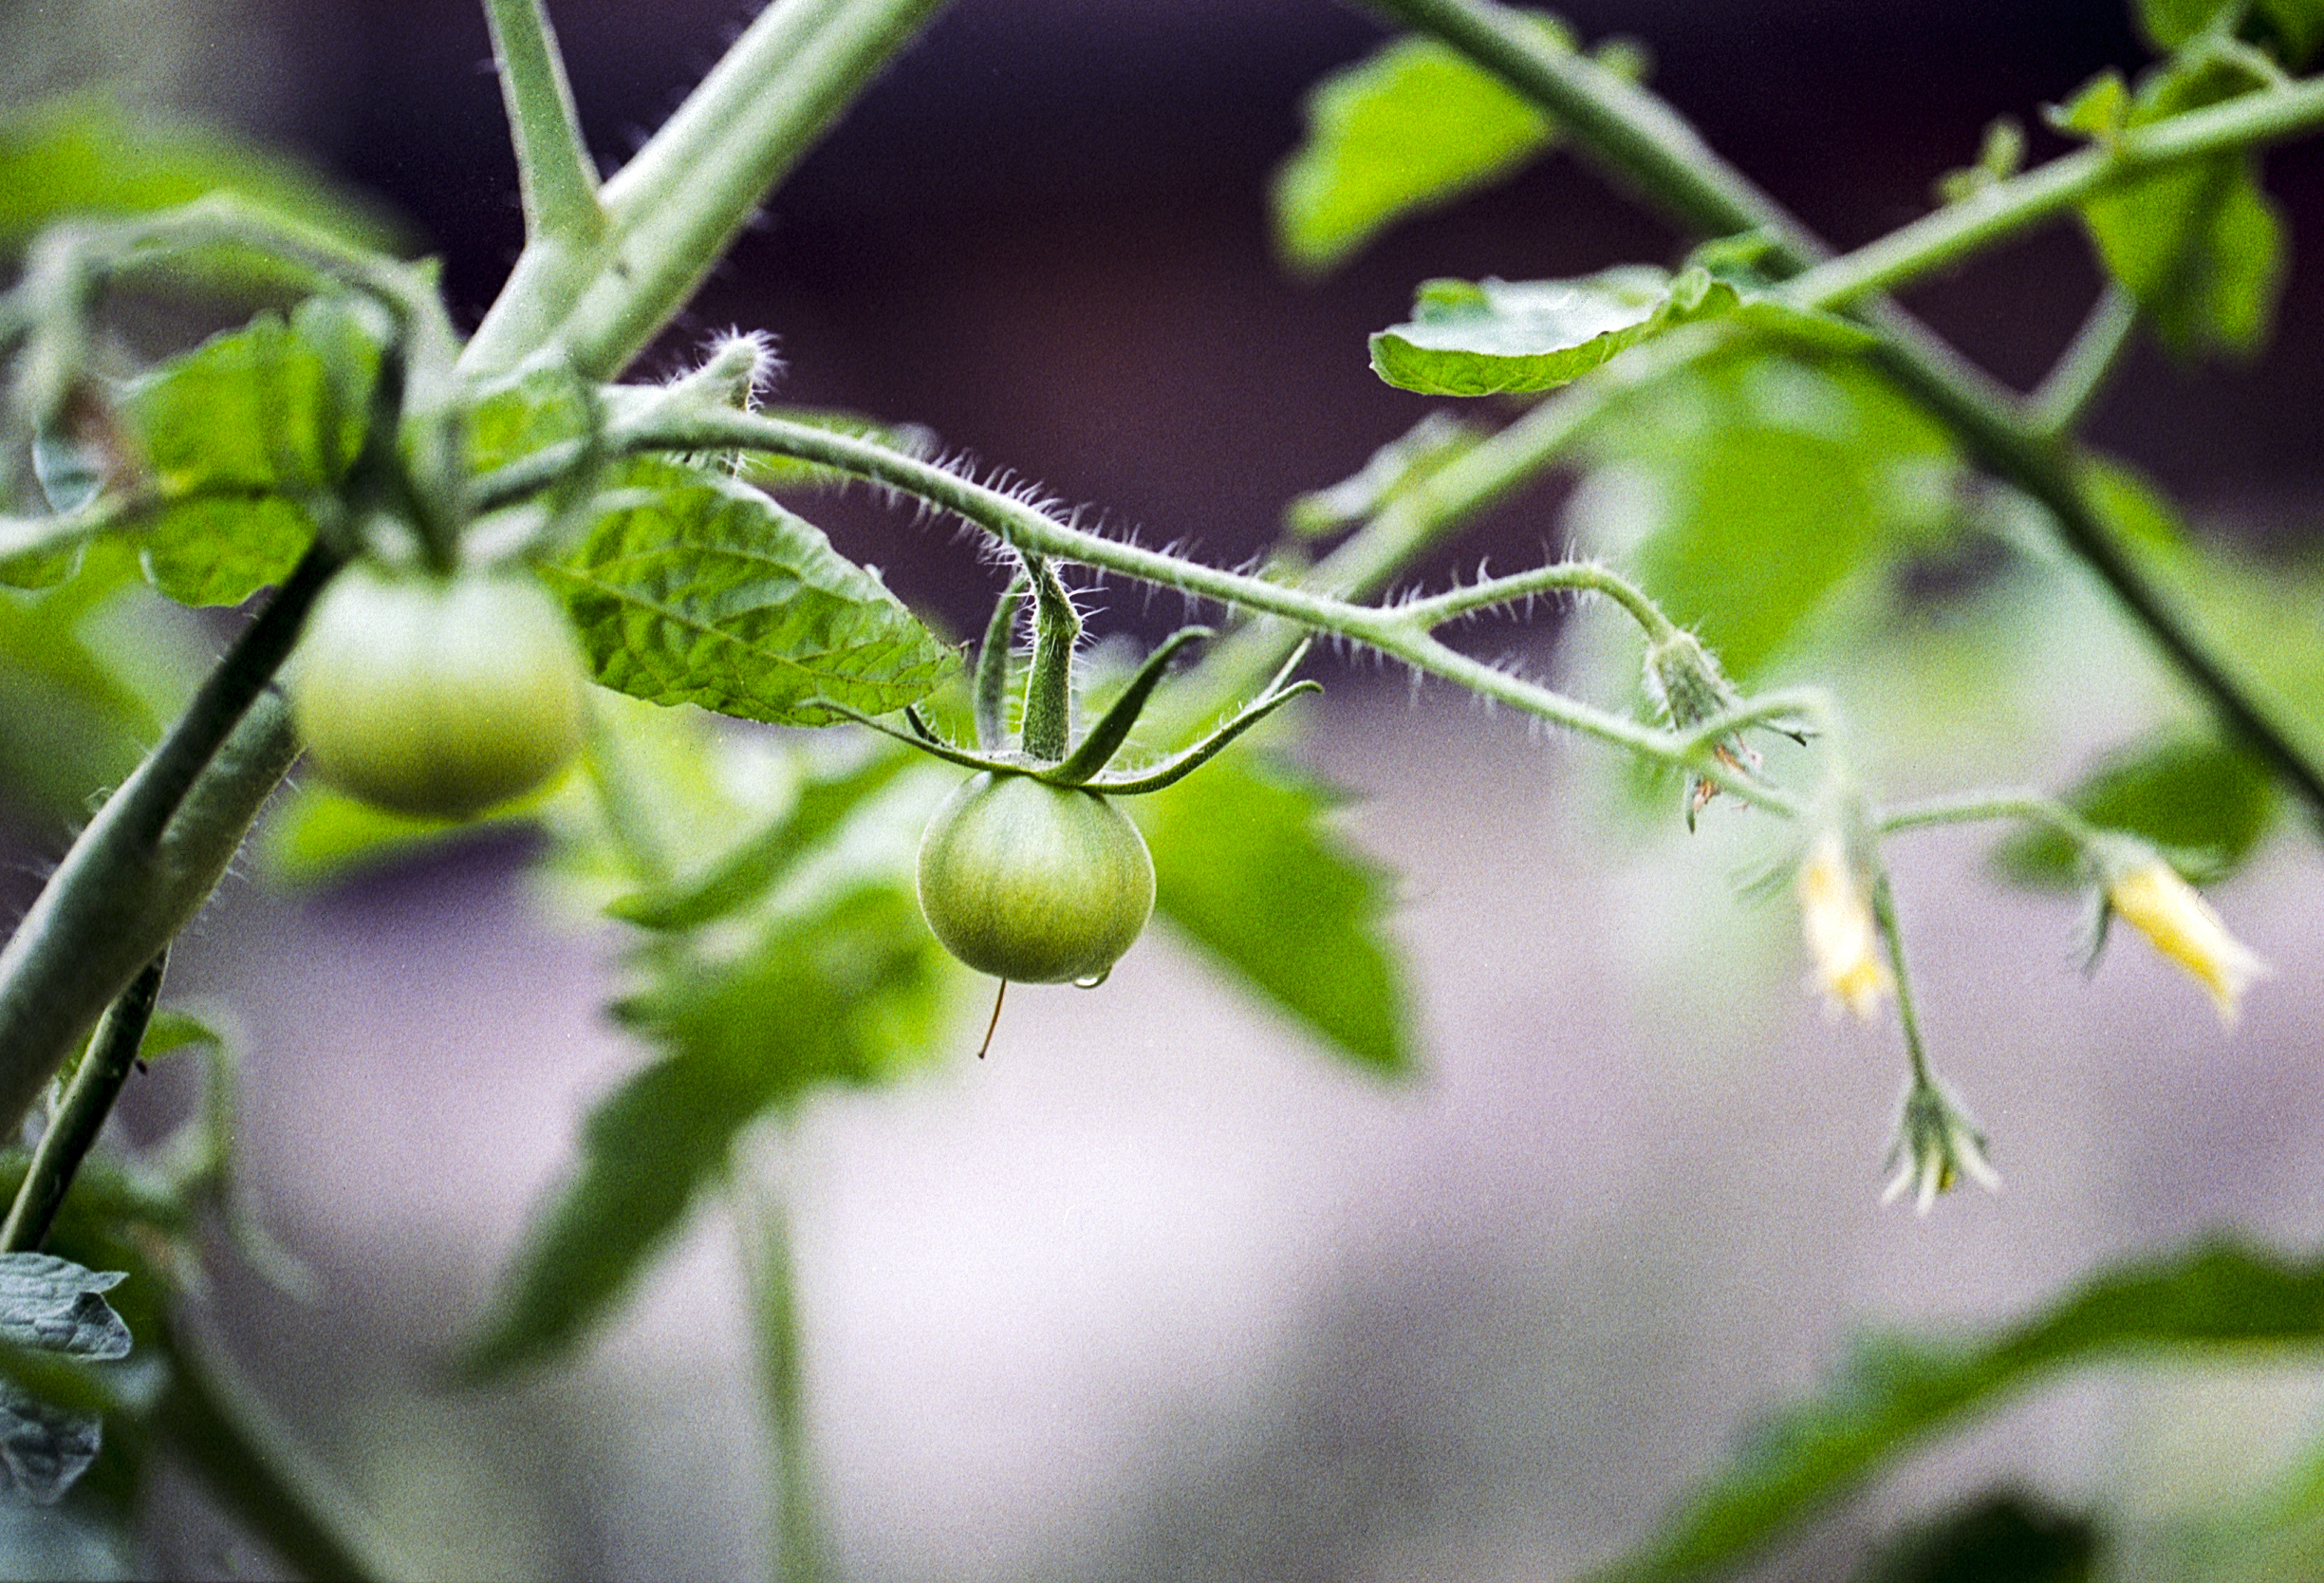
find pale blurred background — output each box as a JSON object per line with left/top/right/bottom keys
{"left": 5, "top": 0, "right": 2324, "bottom": 1578}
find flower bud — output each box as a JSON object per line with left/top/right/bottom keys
{"left": 2097, "top": 843, "right": 2269, "bottom": 1025}
{"left": 1642, "top": 629, "right": 1754, "bottom": 829}
{"left": 1797, "top": 829, "right": 1891, "bottom": 1021}
{"left": 1881, "top": 1078, "right": 2001, "bottom": 1215}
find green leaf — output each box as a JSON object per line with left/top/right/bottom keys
{"left": 257, "top": 779, "right": 550, "bottom": 888}
{"left": 2047, "top": 71, "right": 2131, "bottom": 140}
{"left": 1368, "top": 269, "right": 1868, "bottom": 398}
{"left": 2135, "top": 0, "right": 2324, "bottom": 67}
{"left": 1591, "top": 1237, "right": 2324, "bottom": 1582}
{"left": 1285, "top": 411, "right": 1483, "bottom": 537}
{"left": 1577, "top": 357, "right": 1958, "bottom": 681}
{"left": 2074, "top": 62, "right": 2285, "bottom": 358}
{"left": 540, "top": 456, "right": 957, "bottom": 726}
{"left": 1994, "top": 733, "right": 2278, "bottom": 887}
{"left": 1134, "top": 754, "right": 1410, "bottom": 1073}
{"left": 606, "top": 742, "right": 916, "bottom": 931}
{"left": 458, "top": 883, "right": 951, "bottom": 1379}
{"left": 1272, "top": 20, "right": 1566, "bottom": 274}
{"left": 115, "top": 295, "right": 388, "bottom": 605}
{"left": 0, "top": 95, "right": 405, "bottom": 260}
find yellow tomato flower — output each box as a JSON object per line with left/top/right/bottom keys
{"left": 2104, "top": 855, "right": 2270, "bottom": 1025}
{"left": 1798, "top": 829, "right": 1892, "bottom": 1021}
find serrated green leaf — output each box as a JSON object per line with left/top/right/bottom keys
{"left": 0, "top": 1257, "right": 129, "bottom": 1363}
{"left": 1994, "top": 733, "right": 2278, "bottom": 886}
{"left": 1272, "top": 21, "right": 1565, "bottom": 274}
{"left": 1368, "top": 269, "right": 1868, "bottom": 398}
{"left": 115, "top": 296, "right": 387, "bottom": 605}
{"left": 458, "top": 883, "right": 950, "bottom": 1379}
{"left": 1591, "top": 1238, "right": 2324, "bottom": 1583}
{"left": 2074, "top": 62, "right": 2285, "bottom": 358}
{"left": 1134, "top": 754, "right": 1410, "bottom": 1073}
{"left": 0, "top": 95, "right": 405, "bottom": 260}
{"left": 540, "top": 456, "right": 957, "bottom": 726}
{"left": 1578, "top": 358, "right": 1958, "bottom": 681}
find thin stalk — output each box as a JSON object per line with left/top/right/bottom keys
{"left": 0, "top": 545, "right": 335, "bottom": 1137}
{"left": 1870, "top": 873, "right": 1935, "bottom": 1089}
{"left": 556, "top": 405, "right": 1797, "bottom": 805}
{"left": 1877, "top": 789, "right": 2102, "bottom": 845}
{"left": 1361, "top": 0, "right": 2324, "bottom": 824}
{"left": 735, "top": 1145, "right": 829, "bottom": 1583}
{"left": 147, "top": 1317, "right": 401, "bottom": 1583}
{"left": 2028, "top": 287, "right": 2143, "bottom": 438}
{"left": 461, "top": 0, "right": 955, "bottom": 380}
{"left": 0, "top": 952, "right": 165, "bottom": 1254}
{"left": 483, "top": 0, "right": 605, "bottom": 244}
{"left": 1393, "top": 559, "right": 1676, "bottom": 636}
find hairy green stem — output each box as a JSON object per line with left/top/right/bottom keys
{"left": 1878, "top": 790, "right": 2103, "bottom": 845}
{"left": 576, "top": 407, "right": 1799, "bottom": 810}
{"left": 0, "top": 547, "right": 333, "bottom": 1137}
{"left": 483, "top": 0, "right": 606, "bottom": 245}
{"left": 1361, "top": 0, "right": 2324, "bottom": 824}
{"left": 0, "top": 952, "right": 165, "bottom": 1254}
{"left": 461, "top": 0, "right": 954, "bottom": 380}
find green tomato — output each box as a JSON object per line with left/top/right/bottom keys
{"left": 287, "top": 562, "right": 590, "bottom": 820}
{"left": 915, "top": 772, "right": 1156, "bottom": 984}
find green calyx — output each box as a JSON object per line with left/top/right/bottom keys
{"left": 825, "top": 552, "right": 1320, "bottom": 796}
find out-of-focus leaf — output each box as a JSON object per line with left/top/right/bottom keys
{"left": 1575, "top": 357, "right": 1959, "bottom": 681}
{"left": 457, "top": 883, "right": 951, "bottom": 1379}
{"left": 256, "top": 779, "right": 547, "bottom": 887}
{"left": 115, "top": 295, "right": 387, "bottom": 605}
{"left": 1272, "top": 20, "right": 1565, "bottom": 274}
{"left": 1590, "top": 1237, "right": 2324, "bottom": 1582}
{"left": 0, "top": 95, "right": 405, "bottom": 259}
{"left": 0, "top": 547, "right": 166, "bottom": 819}
{"left": 2048, "top": 71, "right": 2131, "bottom": 140}
{"left": 1369, "top": 269, "right": 1868, "bottom": 398}
{"left": 540, "top": 456, "right": 957, "bottom": 726}
{"left": 1995, "top": 733, "right": 2278, "bottom": 886}
{"left": 1854, "top": 1491, "right": 2099, "bottom": 1583}
{"left": 1134, "top": 754, "right": 1410, "bottom": 1073}
{"left": 2073, "top": 60, "right": 2284, "bottom": 357}
{"left": 1286, "top": 411, "right": 1482, "bottom": 537}
{"left": 2135, "top": 0, "right": 2324, "bottom": 67}
{"left": 607, "top": 741, "right": 915, "bottom": 930}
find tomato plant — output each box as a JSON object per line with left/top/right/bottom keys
{"left": 0, "top": 0, "right": 2320, "bottom": 1578}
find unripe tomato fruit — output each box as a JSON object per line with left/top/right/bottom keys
{"left": 287, "top": 562, "right": 590, "bottom": 820}
{"left": 915, "top": 772, "right": 1155, "bottom": 984}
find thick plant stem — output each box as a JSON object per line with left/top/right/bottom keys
{"left": 483, "top": 0, "right": 605, "bottom": 245}
{"left": 0, "top": 546, "right": 334, "bottom": 1138}
{"left": 1359, "top": 0, "right": 2324, "bottom": 824}
{"left": 462, "top": 0, "right": 953, "bottom": 380}
{"left": 0, "top": 951, "right": 165, "bottom": 1254}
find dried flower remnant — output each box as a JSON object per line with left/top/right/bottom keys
{"left": 1797, "top": 829, "right": 1891, "bottom": 1020}
{"left": 1882, "top": 1078, "right": 2001, "bottom": 1216}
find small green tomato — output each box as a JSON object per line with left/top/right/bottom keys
{"left": 288, "top": 562, "right": 590, "bottom": 820}
{"left": 915, "top": 772, "right": 1156, "bottom": 984}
